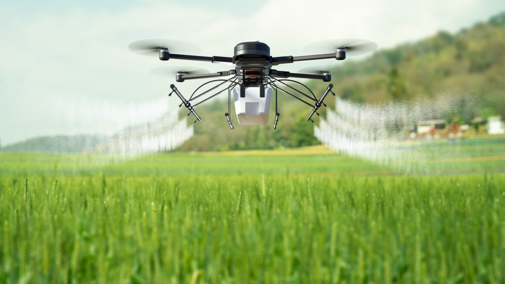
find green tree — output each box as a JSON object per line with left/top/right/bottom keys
{"left": 388, "top": 67, "right": 408, "bottom": 100}
{"left": 480, "top": 108, "right": 497, "bottom": 120}
{"left": 291, "top": 117, "right": 320, "bottom": 147}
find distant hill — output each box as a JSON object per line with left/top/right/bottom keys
{"left": 1, "top": 135, "right": 108, "bottom": 153}
{"left": 309, "top": 11, "right": 505, "bottom": 106}
{"left": 179, "top": 11, "right": 505, "bottom": 152}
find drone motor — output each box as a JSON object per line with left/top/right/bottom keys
{"left": 336, "top": 48, "right": 346, "bottom": 60}
{"left": 159, "top": 49, "right": 170, "bottom": 61}
{"left": 234, "top": 41, "right": 270, "bottom": 59}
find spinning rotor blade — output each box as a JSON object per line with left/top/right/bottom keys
{"left": 304, "top": 38, "right": 377, "bottom": 56}
{"left": 298, "top": 67, "right": 331, "bottom": 74}
{"left": 128, "top": 39, "right": 201, "bottom": 57}
{"left": 149, "top": 66, "right": 210, "bottom": 78}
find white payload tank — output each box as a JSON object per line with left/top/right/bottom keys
{"left": 233, "top": 86, "right": 272, "bottom": 125}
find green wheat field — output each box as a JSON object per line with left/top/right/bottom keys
{"left": 1, "top": 139, "right": 505, "bottom": 283}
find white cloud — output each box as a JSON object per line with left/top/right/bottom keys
{"left": 0, "top": 0, "right": 503, "bottom": 145}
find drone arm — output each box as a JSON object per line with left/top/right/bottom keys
{"left": 293, "top": 53, "right": 335, "bottom": 62}
{"left": 179, "top": 70, "right": 236, "bottom": 82}
{"left": 271, "top": 56, "right": 294, "bottom": 65}
{"left": 270, "top": 70, "right": 331, "bottom": 82}
{"left": 162, "top": 52, "right": 233, "bottom": 63}
{"left": 212, "top": 56, "right": 234, "bottom": 63}
{"left": 168, "top": 54, "right": 213, "bottom": 62}
{"left": 284, "top": 72, "right": 330, "bottom": 82}
{"left": 271, "top": 53, "right": 338, "bottom": 65}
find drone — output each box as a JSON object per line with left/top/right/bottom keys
{"left": 128, "top": 39, "right": 377, "bottom": 129}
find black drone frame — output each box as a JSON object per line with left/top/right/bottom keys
{"left": 125, "top": 40, "right": 372, "bottom": 129}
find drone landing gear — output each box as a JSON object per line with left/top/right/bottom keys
{"left": 169, "top": 84, "right": 201, "bottom": 123}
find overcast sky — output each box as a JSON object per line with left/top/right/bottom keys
{"left": 0, "top": 0, "right": 504, "bottom": 146}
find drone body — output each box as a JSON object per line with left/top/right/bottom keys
{"left": 128, "top": 39, "right": 377, "bottom": 129}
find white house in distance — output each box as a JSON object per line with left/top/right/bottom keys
{"left": 487, "top": 116, "right": 505, "bottom": 134}
{"left": 417, "top": 120, "right": 446, "bottom": 134}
